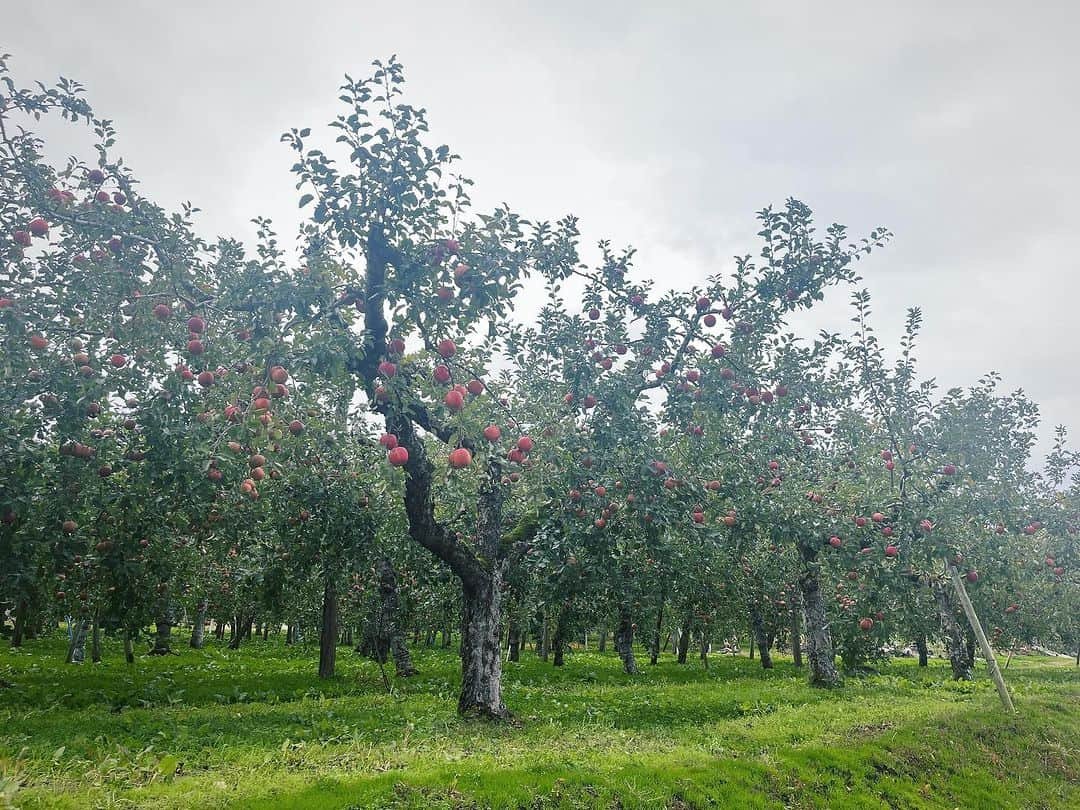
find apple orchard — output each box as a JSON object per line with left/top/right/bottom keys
{"left": 1, "top": 56, "right": 1077, "bottom": 720}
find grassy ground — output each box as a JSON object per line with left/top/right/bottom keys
{"left": 0, "top": 634, "right": 1077, "bottom": 809}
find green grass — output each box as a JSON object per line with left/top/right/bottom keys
{"left": 1, "top": 634, "right": 1077, "bottom": 809}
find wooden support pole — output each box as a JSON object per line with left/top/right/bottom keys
{"left": 947, "top": 565, "right": 1015, "bottom": 713}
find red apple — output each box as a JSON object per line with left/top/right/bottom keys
{"left": 388, "top": 446, "right": 409, "bottom": 467}
{"left": 437, "top": 338, "right": 457, "bottom": 358}
{"left": 187, "top": 316, "right": 206, "bottom": 334}
{"left": 379, "top": 433, "right": 398, "bottom": 450}
{"left": 29, "top": 218, "right": 49, "bottom": 237}
{"left": 434, "top": 365, "right": 451, "bottom": 384}
{"left": 483, "top": 425, "right": 501, "bottom": 442}
{"left": 448, "top": 448, "right": 473, "bottom": 469}
{"left": 444, "top": 390, "right": 465, "bottom": 411}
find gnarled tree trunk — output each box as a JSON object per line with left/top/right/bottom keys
{"left": 933, "top": 581, "right": 973, "bottom": 680}
{"left": 458, "top": 568, "right": 509, "bottom": 719}
{"left": 800, "top": 563, "right": 840, "bottom": 686}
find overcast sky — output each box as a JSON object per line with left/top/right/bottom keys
{"left": 12, "top": 1, "right": 1079, "bottom": 460}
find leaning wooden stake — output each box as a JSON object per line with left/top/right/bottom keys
{"left": 946, "top": 564, "right": 1016, "bottom": 713}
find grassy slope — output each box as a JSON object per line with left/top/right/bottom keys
{"left": 0, "top": 635, "right": 1076, "bottom": 809}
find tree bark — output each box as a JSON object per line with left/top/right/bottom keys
{"left": 318, "top": 579, "right": 338, "bottom": 679}
{"left": 458, "top": 569, "right": 510, "bottom": 719}
{"left": 507, "top": 618, "right": 521, "bottom": 662}
{"left": 91, "top": 614, "right": 101, "bottom": 663}
{"left": 933, "top": 580, "right": 973, "bottom": 680}
{"left": 66, "top": 619, "right": 88, "bottom": 663}
{"left": 800, "top": 564, "right": 840, "bottom": 686}
{"left": 552, "top": 608, "right": 569, "bottom": 667}
{"left": 124, "top": 629, "right": 135, "bottom": 663}
{"left": 377, "top": 557, "right": 416, "bottom": 676}
{"left": 748, "top": 602, "right": 773, "bottom": 669}
{"left": 614, "top": 607, "right": 638, "bottom": 674}
{"left": 597, "top": 626, "right": 607, "bottom": 652}
{"left": 149, "top": 617, "right": 172, "bottom": 655}
{"left": 916, "top": 633, "right": 929, "bottom": 667}
{"left": 677, "top": 613, "right": 692, "bottom": 664}
{"left": 190, "top": 600, "right": 207, "bottom": 649}
{"left": 699, "top": 629, "right": 709, "bottom": 669}
{"left": 10, "top": 599, "right": 27, "bottom": 648}
{"left": 539, "top": 614, "right": 550, "bottom": 661}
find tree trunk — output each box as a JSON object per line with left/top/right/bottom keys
{"left": 597, "top": 626, "right": 607, "bottom": 652}
{"left": 790, "top": 594, "right": 803, "bottom": 667}
{"left": 916, "top": 633, "right": 929, "bottom": 667}
{"left": 91, "top": 614, "right": 101, "bottom": 663}
{"left": 800, "top": 565, "right": 840, "bottom": 686}
{"left": 748, "top": 634, "right": 755, "bottom": 659}
{"left": 124, "top": 629, "right": 135, "bottom": 663}
{"left": 286, "top": 623, "right": 296, "bottom": 645}
{"left": 677, "top": 614, "right": 692, "bottom": 664}
{"left": 10, "top": 599, "right": 27, "bottom": 648}
{"left": 699, "top": 630, "right": 709, "bottom": 669}
{"left": 377, "top": 557, "right": 416, "bottom": 677}
{"left": 552, "top": 609, "right": 568, "bottom": 667}
{"left": 614, "top": 607, "right": 638, "bottom": 674}
{"left": 749, "top": 603, "right": 773, "bottom": 669}
{"left": 149, "top": 618, "right": 172, "bottom": 655}
{"left": 215, "top": 619, "right": 225, "bottom": 641}
{"left": 650, "top": 591, "right": 665, "bottom": 666}
{"left": 190, "top": 601, "right": 207, "bottom": 649}
{"left": 66, "top": 619, "right": 88, "bottom": 663}
{"left": 507, "top": 619, "right": 521, "bottom": 662}
{"left": 458, "top": 569, "right": 510, "bottom": 719}
{"left": 228, "top": 614, "right": 249, "bottom": 650}
{"left": 933, "top": 580, "right": 973, "bottom": 680}
{"left": 318, "top": 580, "right": 338, "bottom": 679}
{"left": 539, "top": 614, "right": 550, "bottom": 661}
{"left": 262, "top": 623, "right": 269, "bottom": 641}
{"left": 965, "top": 629, "right": 977, "bottom": 671}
